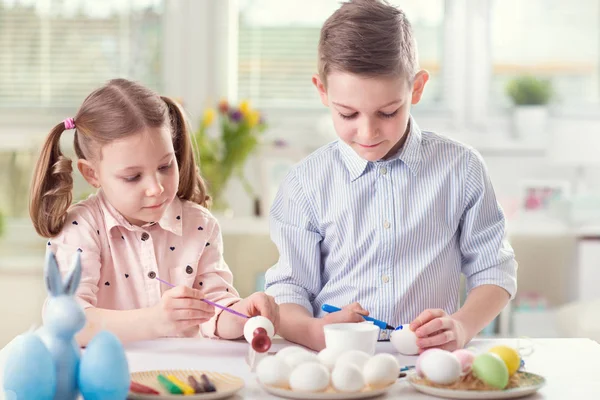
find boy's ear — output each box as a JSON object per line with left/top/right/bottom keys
{"left": 312, "top": 74, "right": 329, "bottom": 107}
{"left": 411, "top": 70, "right": 430, "bottom": 105}
{"left": 77, "top": 159, "right": 100, "bottom": 188}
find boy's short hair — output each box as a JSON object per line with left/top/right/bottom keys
{"left": 318, "top": 0, "right": 418, "bottom": 86}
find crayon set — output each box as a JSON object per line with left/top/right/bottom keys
{"left": 129, "top": 373, "right": 217, "bottom": 396}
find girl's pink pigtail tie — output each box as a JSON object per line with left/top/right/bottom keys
{"left": 63, "top": 118, "right": 75, "bottom": 130}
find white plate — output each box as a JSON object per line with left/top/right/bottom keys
{"left": 408, "top": 371, "right": 546, "bottom": 399}
{"left": 128, "top": 369, "right": 244, "bottom": 400}
{"left": 259, "top": 382, "right": 392, "bottom": 399}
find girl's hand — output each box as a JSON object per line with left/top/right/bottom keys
{"left": 237, "top": 292, "right": 280, "bottom": 334}
{"left": 410, "top": 309, "right": 469, "bottom": 352}
{"left": 153, "top": 285, "right": 215, "bottom": 337}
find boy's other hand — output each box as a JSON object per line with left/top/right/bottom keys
{"left": 409, "top": 308, "right": 468, "bottom": 352}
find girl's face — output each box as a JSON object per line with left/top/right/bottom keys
{"left": 79, "top": 127, "right": 179, "bottom": 226}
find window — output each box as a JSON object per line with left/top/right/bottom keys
{"left": 491, "top": 0, "right": 599, "bottom": 110}
{"left": 0, "top": 0, "right": 163, "bottom": 109}
{"left": 236, "top": 0, "right": 445, "bottom": 110}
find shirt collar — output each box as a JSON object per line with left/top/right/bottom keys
{"left": 395, "top": 116, "right": 423, "bottom": 176}
{"left": 338, "top": 115, "right": 423, "bottom": 181}
{"left": 338, "top": 140, "right": 370, "bottom": 182}
{"left": 98, "top": 190, "right": 183, "bottom": 236}
{"left": 156, "top": 196, "right": 183, "bottom": 236}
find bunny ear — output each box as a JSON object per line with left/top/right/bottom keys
{"left": 63, "top": 252, "right": 82, "bottom": 296}
{"left": 44, "top": 251, "right": 63, "bottom": 297}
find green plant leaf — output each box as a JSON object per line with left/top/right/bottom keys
{"left": 192, "top": 103, "right": 266, "bottom": 209}
{"left": 506, "top": 76, "right": 553, "bottom": 105}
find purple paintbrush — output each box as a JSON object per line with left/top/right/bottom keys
{"left": 154, "top": 276, "right": 249, "bottom": 319}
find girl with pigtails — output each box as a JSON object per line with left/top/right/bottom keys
{"left": 29, "top": 78, "right": 279, "bottom": 346}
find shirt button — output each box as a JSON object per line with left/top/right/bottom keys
{"left": 379, "top": 167, "right": 388, "bottom": 175}
{"left": 186, "top": 265, "right": 194, "bottom": 274}
{"left": 141, "top": 232, "right": 150, "bottom": 241}
{"left": 383, "top": 220, "right": 391, "bottom": 229}
{"left": 382, "top": 275, "right": 390, "bottom": 283}
{"left": 148, "top": 271, "right": 156, "bottom": 279}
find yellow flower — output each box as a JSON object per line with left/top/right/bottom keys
{"left": 202, "top": 108, "right": 216, "bottom": 127}
{"left": 239, "top": 100, "right": 251, "bottom": 117}
{"left": 247, "top": 110, "right": 260, "bottom": 128}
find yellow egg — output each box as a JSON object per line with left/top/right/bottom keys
{"left": 488, "top": 345, "right": 520, "bottom": 376}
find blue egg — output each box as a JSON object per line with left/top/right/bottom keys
{"left": 78, "top": 331, "right": 130, "bottom": 400}
{"left": 3, "top": 333, "right": 56, "bottom": 400}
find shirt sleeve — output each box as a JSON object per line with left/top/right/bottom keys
{"left": 460, "top": 149, "right": 518, "bottom": 299}
{"left": 197, "top": 217, "right": 241, "bottom": 338}
{"left": 264, "top": 167, "right": 324, "bottom": 315}
{"left": 45, "top": 204, "right": 102, "bottom": 312}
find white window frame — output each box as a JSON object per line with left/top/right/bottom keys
{"left": 5, "top": 0, "right": 597, "bottom": 150}
{"left": 224, "top": 0, "right": 480, "bottom": 145}
{"left": 0, "top": 0, "right": 212, "bottom": 137}
{"left": 225, "top": 0, "right": 600, "bottom": 153}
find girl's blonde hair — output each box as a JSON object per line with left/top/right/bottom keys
{"left": 30, "top": 78, "right": 210, "bottom": 238}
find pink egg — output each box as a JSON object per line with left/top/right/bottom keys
{"left": 415, "top": 348, "right": 444, "bottom": 377}
{"left": 453, "top": 349, "right": 475, "bottom": 374}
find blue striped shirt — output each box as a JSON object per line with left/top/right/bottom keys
{"left": 264, "top": 117, "right": 517, "bottom": 328}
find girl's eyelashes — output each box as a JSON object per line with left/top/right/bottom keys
{"left": 158, "top": 162, "right": 173, "bottom": 171}
{"left": 122, "top": 162, "right": 173, "bottom": 183}
{"left": 124, "top": 174, "right": 141, "bottom": 183}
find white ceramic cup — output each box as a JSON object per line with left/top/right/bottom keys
{"left": 323, "top": 323, "right": 380, "bottom": 355}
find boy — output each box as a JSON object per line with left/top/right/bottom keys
{"left": 264, "top": 0, "right": 517, "bottom": 351}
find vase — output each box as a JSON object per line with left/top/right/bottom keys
{"left": 210, "top": 192, "right": 234, "bottom": 218}
{"left": 512, "top": 105, "right": 549, "bottom": 143}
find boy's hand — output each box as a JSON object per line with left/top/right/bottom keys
{"left": 307, "top": 302, "right": 369, "bottom": 350}
{"left": 410, "top": 309, "right": 469, "bottom": 352}
{"left": 322, "top": 302, "right": 369, "bottom": 325}
{"left": 153, "top": 285, "right": 215, "bottom": 337}
{"left": 236, "top": 292, "right": 280, "bottom": 334}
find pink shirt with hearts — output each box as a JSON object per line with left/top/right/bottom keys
{"left": 46, "top": 189, "right": 240, "bottom": 337}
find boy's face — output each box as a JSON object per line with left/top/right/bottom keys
{"left": 313, "top": 70, "right": 428, "bottom": 161}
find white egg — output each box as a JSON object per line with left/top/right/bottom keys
{"left": 416, "top": 348, "right": 444, "bottom": 377}
{"left": 256, "top": 356, "right": 291, "bottom": 388}
{"left": 285, "top": 351, "right": 320, "bottom": 370}
{"left": 331, "top": 364, "right": 365, "bottom": 393}
{"left": 275, "top": 346, "right": 307, "bottom": 360}
{"left": 243, "top": 316, "right": 275, "bottom": 344}
{"left": 390, "top": 325, "right": 419, "bottom": 355}
{"left": 363, "top": 353, "right": 400, "bottom": 388}
{"left": 289, "top": 362, "right": 330, "bottom": 392}
{"left": 420, "top": 350, "right": 461, "bottom": 385}
{"left": 317, "top": 348, "right": 341, "bottom": 371}
{"left": 335, "top": 350, "right": 371, "bottom": 371}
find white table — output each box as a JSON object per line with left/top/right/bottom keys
{"left": 2, "top": 336, "right": 600, "bottom": 399}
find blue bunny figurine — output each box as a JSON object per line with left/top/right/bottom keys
{"left": 3, "top": 251, "right": 130, "bottom": 400}
{"left": 37, "top": 251, "right": 86, "bottom": 399}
